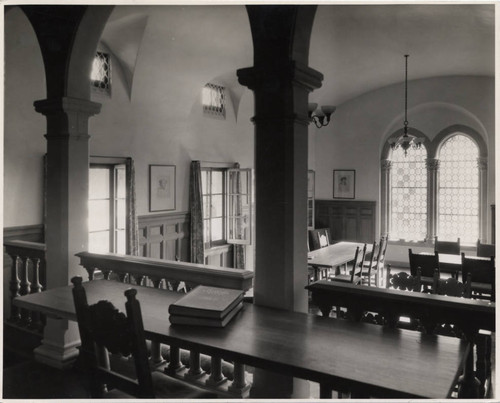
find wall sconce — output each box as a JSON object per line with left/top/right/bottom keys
{"left": 308, "top": 103, "right": 336, "bottom": 128}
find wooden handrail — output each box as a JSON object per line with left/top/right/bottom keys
{"left": 4, "top": 240, "right": 46, "bottom": 258}
{"left": 76, "top": 252, "right": 254, "bottom": 291}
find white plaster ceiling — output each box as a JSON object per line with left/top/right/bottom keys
{"left": 101, "top": 4, "right": 494, "bottom": 108}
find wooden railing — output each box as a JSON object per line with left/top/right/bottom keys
{"left": 4, "top": 240, "right": 46, "bottom": 333}
{"left": 76, "top": 251, "right": 254, "bottom": 397}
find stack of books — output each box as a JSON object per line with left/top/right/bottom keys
{"left": 168, "top": 285, "right": 244, "bottom": 327}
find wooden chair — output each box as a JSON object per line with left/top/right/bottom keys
{"left": 434, "top": 236, "right": 460, "bottom": 255}
{"left": 329, "top": 244, "right": 366, "bottom": 285}
{"left": 386, "top": 264, "right": 422, "bottom": 292}
{"left": 362, "top": 235, "right": 388, "bottom": 287}
{"left": 461, "top": 254, "right": 495, "bottom": 301}
{"left": 71, "top": 276, "right": 216, "bottom": 399}
{"left": 408, "top": 249, "right": 439, "bottom": 289}
{"left": 309, "top": 228, "right": 331, "bottom": 251}
{"left": 361, "top": 240, "right": 378, "bottom": 286}
{"left": 477, "top": 240, "right": 495, "bottom": 258}
{"left": 432, "top": 268, "right": 471, "bottom": 298}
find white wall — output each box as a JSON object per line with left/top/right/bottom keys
{"left": 4, "top": 8, "right": 46, "bottom": 228}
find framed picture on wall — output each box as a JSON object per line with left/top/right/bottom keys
{"left": 333, "top": 169, "right": 355, "bottom": 199}
{"left": 149, "top": 165, "right": 176, "bottom": 212}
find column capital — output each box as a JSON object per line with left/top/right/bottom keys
{"left": 426, "top": 158, "right": 440, "bottom": 171}
{"left": 381, "top": 159, "right": 393, "bottom": 171}
{"left": 34, "top": 97, "right": 102, "bottom": 117}
{"left": 477, "top": 157, "right": 487, "bottom": 170}
{"left": 237, "top": 61, "right": 323, "bottom": 93}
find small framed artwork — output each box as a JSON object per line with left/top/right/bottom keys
{"left": 149, "top": 165, "right": 176, "bottom": 212}
{"left": 333, "top": 169, "right": 355, "bottom": 199}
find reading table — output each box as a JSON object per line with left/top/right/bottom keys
{"left": 15, "top": 279, "right": 467, "bottom": 399}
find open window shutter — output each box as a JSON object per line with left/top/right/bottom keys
{"left": 227, "top": 168, "right": 252, "bottom": 245}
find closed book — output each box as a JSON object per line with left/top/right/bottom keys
{"left": 169, "top": 302, "right": 243, "bottom": 328}
{"left": 168, "top": 285, "right": 244, "bottom": 319}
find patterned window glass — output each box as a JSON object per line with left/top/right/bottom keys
{"left": 202, "top": 83, "right": 226, "bottom": 119}
{"left": 438, "top": 135, "right": 479, "bottom": 243}
{"left": 390, "top": 146, "right": 427, "bottom": 241}
{"left": 91, "top": 52, "right": 111, "bottom": 94}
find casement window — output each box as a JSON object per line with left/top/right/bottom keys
{"left": 382, "top": 130, "right": 487, "bottom": 244}
{"left": 89, "top": 163, "right": 126, "bottom": 253}
{"left": 201, "top": 166, "right": 252, "bottom": 248}
{"left": 202, "top": 83, "right": 226, "bottom": 119}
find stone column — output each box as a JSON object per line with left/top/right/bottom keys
{"left": 380, "top": 159, "right": 392, "bottom": 237}
{"left": 33, "top": 97, "right": 101, "bottom": 368}
{"left": 478, "top": 157, "right": 488, "bottom": 242}
{"left": 426, "top": 158, "right": 439, "bottom": 241}
{"left": 238, "top": 61, "right": 322, "bottom": 313}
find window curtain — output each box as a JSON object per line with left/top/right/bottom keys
{"left": 233, "top": 163, "right": 245, "bottom": 270}
{"left": 125, "top": 158, "right": 139, "bottom": 256}
{"left": 189, "top": 160, "right": 205, "bottom": 263}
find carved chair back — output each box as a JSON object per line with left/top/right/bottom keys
{"left": 432, "top": 268, "right": 471, "bottom": 298}
{"left": 386, "top": 264, "right": 422, "bottom": 292}
{"left": 408, "top": 249, "right": 439, "bottom": 279}
{"left": 477, "top": 240, "right": 495, "bottom": 258}
{"left": 309, "top": 228, "right": 331, "bottom": 251}
{"left": 71, "top": 276, "right": 154, "bottom": 398}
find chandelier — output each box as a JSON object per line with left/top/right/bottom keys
{"left": 388, "top": 55, "right": 424, "bottom": 156}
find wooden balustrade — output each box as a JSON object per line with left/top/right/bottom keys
{"left": 4, "top": 240, "right": 46, "bottom": 333}
{"left": 76, "top": 251, "right": 254, "bottom": 397}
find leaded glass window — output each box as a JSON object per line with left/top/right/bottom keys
{"left": 202, "top": 83, "right": 226, "bottom": 119}
{"left": 91, "top": 52, "right": 111, "bottom": 94}
{"left": 390, "top": 146, "right": 427, "bottom": 241}
{"left": 438, "top": 135, "right": 479, "bottom": 243}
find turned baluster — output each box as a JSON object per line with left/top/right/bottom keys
{"left": 85, "top": 266, "right": 96, "bottom": 281}
{"left": 148, "top": 276, "right": 165, "bottom": 365}
{"left": 185, "top": 350, "right": 205, "bottom": 380}
{"left": 116, "top": 272, "right": 128, "bottom": 283}
{"left": 28, "top": 257, "right": 44, "bottom": 331}
{"left": 102, "top": 270, "right": 111, "bottom": 280}
{"left": 8, "top": 254, "right": 21, "bottom": 323}
{"left": 228, "top": 362, "right": 251, "bottom": 394}
{"left": 206, "top": 356, "right": 227, "bottom": 386}
{"left": 131, "top": 273, "right": 144, "bottom": 286}
{"left": 18, "top": 256, "right": 32, "bottom": 326}
{"left": 164, "top": 346, "right": 185, "bottom": 375}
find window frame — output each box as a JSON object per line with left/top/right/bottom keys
{"left": 89, "top": 157, "right": 128, "bottom": 254}
{"left": 381, "top": 126, "right": 488, "bottom": 246}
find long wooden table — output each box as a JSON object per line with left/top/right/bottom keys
{"left": 15, "top": 279, "right": 468, "bottom": 399}
{"left": 306, "top": 280, "right": 495, "bottom": 398}
{"left": 307, "top": 241, "right": 371, "bottom": 281}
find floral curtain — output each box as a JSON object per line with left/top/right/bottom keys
{"left": 125, "top": 158, "right": 139, "bottom": 256}
{"left": 189, "top": 160, "right": 205, "bottom": 263}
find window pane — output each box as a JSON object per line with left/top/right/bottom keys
{"left": 115, "top": 230, "right": 126, "bottom": 254}
{"left": 390, "top": 146, "right": 427, "bottom": 241}
{"left": 116, "top": 166, "right": 126, "bottom": 198}
{"left": 203, "top": 196, "right": 210, "bottom": 219}
{"left": 116, "top": 199, "right": 126, "bottom": 229}
{"left": 211, "top": 195, "right": 223, "bottom": 217}
{"left": 211, "top": 171, "right": 223, "bottom": 194}
{"left": 89, "top": 231, "right": 110, "bottom": 253}
{"left": 89, "top": 168, "right": 110, "bottom": 199}
{"left": 201, "top": 170, "right": 208, "bottom": 195}
{"left": 438, "top": 135, "right": 479, "bottom": 243}
{"left": 89, "top": 200, "right": 110, "bottom": 232}
{"left": 211, "top": 218, "right": 223, "bottom": 242}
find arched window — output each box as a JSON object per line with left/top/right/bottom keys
{"left": 438, "top": 134, "right": 479, "bottom": 243}
{"left": 389, "top": 146, "right": 427, "bottom": 241}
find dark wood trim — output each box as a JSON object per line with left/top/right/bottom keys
{"left": 138, "top": 211, "right": 189, "bottom": 224}
{"left": 4, "top": 224, "right": 44, "bottom": 242}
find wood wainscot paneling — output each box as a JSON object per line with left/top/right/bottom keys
{"left": 138, "top": 212, "right": 189, "bottom": 261}
{"left": 315, "top": 200, "right": 376, "bottom": 244}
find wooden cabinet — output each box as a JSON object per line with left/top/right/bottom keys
{"left": 315, "top": 200, "right": 376, "bottom": 243}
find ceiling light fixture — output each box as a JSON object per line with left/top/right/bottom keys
{"left": 388, "top": 55, "right": 424, "bottom": 156}
{"left": 308, "top": 103, "right": 336, "bottom": 128}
